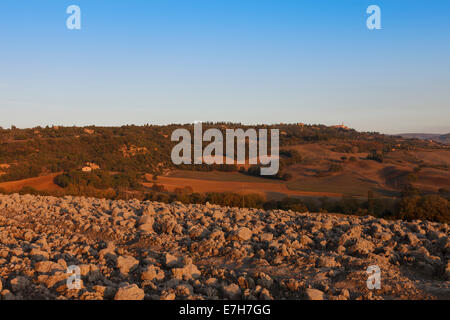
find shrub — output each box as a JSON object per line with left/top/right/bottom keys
{"left": 397, "top": 195, "right": 449, "bottom": 223}
{"left": 282, "top": 173, "right": 293, "bottom": 181}
{"left": 329, "top": 163, "right": 344, "bottom": 172}
{"left": 151, "top": 183, "right": 166, "bottom": 192}
{"left": 18, "top": 186, "right": 39, "bottom": 195}
{"left": 366, "top": 151, "right": 384, "bottom": 163}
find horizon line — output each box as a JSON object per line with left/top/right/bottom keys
{"left": 1, "top": 122, "right": 449, "bottom": 136}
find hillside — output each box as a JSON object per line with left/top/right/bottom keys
{"left": 0, "top": 124, "right": 445, "bottom": 185}
{"left": 0, "top": 194, "right": 448, "bottom": 300}
{"left": 399, "top": 133, "right": 450, "bottom": 145}
{"left": 0, "top": 124, "right": 449, "bottom": 223}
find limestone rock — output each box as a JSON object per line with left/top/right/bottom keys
{"left": 114, "top": 284, "right": 145, "bottom": 300}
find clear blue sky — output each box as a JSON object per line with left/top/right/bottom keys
{"left": 0, "top": 0, "right": 449, "bottom": 134}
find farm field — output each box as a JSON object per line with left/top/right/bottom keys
{"left": 286, "top": 173, "right": 380, "bottom": 197}
{"left": 283, "top": 144, "right": 450, "bottom": 196}
{"left": 144, "top": 172, "right": 343, "bottom": 200}
{"left": 0, "top": 173, "right": 62, "bottom": 193}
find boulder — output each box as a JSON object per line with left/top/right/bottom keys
{"left": 172, "top": 263, "right": 201, "bottom": 280}
{"left": 236, "top": 227, "right": 252, "bottom": 241}
{"left": 142, "top": 205, "right": 156, "bottom": 216}
{"left": 141, "top": 265, "right": 165, "bottom": 281}
{"left": 10, "top": 276, "right": 30, "bottom": 293}
{"left": 164, "top": 253, "right": 180, "bottom": 268}
{"left": 114, "top": 284, "right": 145, "bottom": 300}
{"left": 117, "top": 255, "right": 139, "bottom": 275}
{"left": 348, "top": 239, "right": 375, "bottom": 255}
{"left": 223, "top": 283, "right": 241, "bottom": 299}
{"left": 305, "top": 288, "right": 325, "bottom": 300}
{"left": 34, "top": 261, "right": 65, "bottom": 273}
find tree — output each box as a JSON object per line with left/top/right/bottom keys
{"left": 282, "top": 173, "right": 293, "bottom": 181}
{"left": 367, "top": 190, "right": 375, "bottom": 215}
{"left": 367, "top": 151, "right": 384, "bottom": 163}
{"left": 397, "top": 195, "right": 449, "bottom": 223}
{"left": 407, "top": 173, "right": 418, "bottom": 184}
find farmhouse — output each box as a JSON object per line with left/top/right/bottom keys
{"left": 81, "top": 162, "right": 100, "bottom": 172}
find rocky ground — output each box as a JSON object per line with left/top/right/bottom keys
{"left": 0, "top": 194, "right": 448, "bottom": 300}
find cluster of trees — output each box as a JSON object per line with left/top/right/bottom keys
{"left": 0, "top": 125, "right": 174, "bottom": 183}
{"left": 177, "top": 163, "right": 238, "bottom": 172}
{"left": 396, "top": 194, "right": 449, "bottom": 222}
{"left": 279, "top": 149, "right": 303, "bottom": 166}
{"left": 142, "top": 181, "right": 449, "bottom": 223}
{"left": 242, "top": 165, "right": 292, "bottom": 181}
{"left": 264, "top": 190, "right": 449, "bottom": 223}
{"left": 144, "top": 186, "right": 266, "bottom": 209}
{"left": 54, "top": 170, "right": 142, "bottom": 190}
{"left": 366, "top": 151, "right": 384, "bottom": 163}
{"left": 263, "top": 195, "right": 392, "bottom": 216}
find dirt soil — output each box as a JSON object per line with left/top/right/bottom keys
{"left": 0, "top": 173, "right": 62, "bottom": 193}
{"left": 145, "top": 176, "right": 343, "bottom": 199}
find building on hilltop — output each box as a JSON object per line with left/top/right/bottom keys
{"left": 331, "top": 123, "right": 349, "bottom": 130}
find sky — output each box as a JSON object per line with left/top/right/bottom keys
{"left": 0, "top": 0, "right": 449, "bottom": 134}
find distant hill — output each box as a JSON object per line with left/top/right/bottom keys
{"left": 0, "top": 123, "right": 448, "bottom": 203}
{"left": 398, "top": 133, "right": 450, "bottom": 144}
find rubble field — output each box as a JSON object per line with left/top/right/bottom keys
{"left": 0, "top": 194, "right": 448, "bottom": 300}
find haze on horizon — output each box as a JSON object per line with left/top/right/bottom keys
{"left": 0, "top": 0, "right": 449, "bottom": 134}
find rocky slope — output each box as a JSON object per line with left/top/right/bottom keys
{"left": 0, "top": 194, "right": 448, "bottom": 300}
